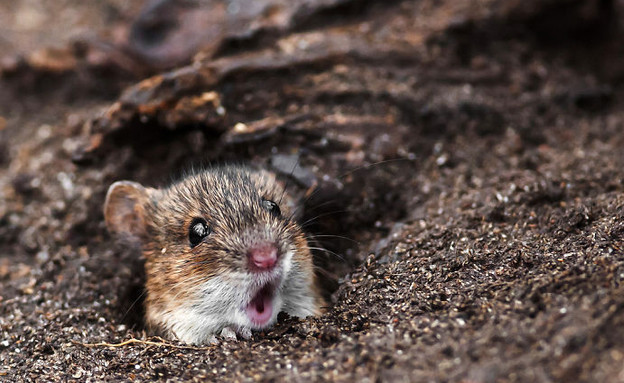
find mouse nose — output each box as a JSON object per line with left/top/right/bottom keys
{"left": 248, "top": 243, "right": 278, "bottom": 271}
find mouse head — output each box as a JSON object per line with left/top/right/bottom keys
{"left": 104, "top": 166, "right": 321, "bottom": 343}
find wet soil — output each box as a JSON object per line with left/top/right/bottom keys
{"left": 1, "top": 0, "right": 624, "bottom": 381}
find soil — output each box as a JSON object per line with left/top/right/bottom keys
{"left": 1, "top": 0, "right": 624, "bottom": 382}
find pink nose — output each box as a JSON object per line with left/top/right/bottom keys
{"left": 248, "top": 244, "right": 278, "bottom": 271}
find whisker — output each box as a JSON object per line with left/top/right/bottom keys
{"left": 297, "top": 157, "right": 413, "bottom": 209}
{"left": 278, "top": 156, "right": 300, "bottom": 205}
{"left": 308, "top": 246, "right": 345, "bottom": 261}
{"left": 298, "top": 210, "right": 351, "bottom": 228}
{"left": 120, "top": 288, "right": 148, "bottom": 325}
{"left": 301, "top": 199, "right": 342, "bottom": 214}
{"left": 336, "top": 158, "right": 412, "bottom": 180}
{"left": 308, "top": 234, "right": 361, "bottom": 245}
{"left": 312, "top": 264, "right": 341, "bottom": 279}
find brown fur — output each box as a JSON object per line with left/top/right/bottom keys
{"left": 104, "top": 166, "right": 323, "bottom": 338}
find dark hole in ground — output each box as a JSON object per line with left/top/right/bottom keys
{"left": 88, "top": 121, "right": 416, "bottom": 324}
{"left": 119, "top": 278, "right": 147, "bottom": 329}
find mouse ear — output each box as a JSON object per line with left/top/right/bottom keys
{"left": 104, "top": 181, "right": 154, "bottom": 239}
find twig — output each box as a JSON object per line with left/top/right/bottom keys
{"left": 72, "top": 337, "right": 213, "bottom": 351}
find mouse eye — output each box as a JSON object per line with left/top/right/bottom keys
{"left": 262, "top": 198, "right": 281, "bottom": 217}
{"left": 189, "top": 218, "right": 210, "bottom": 247}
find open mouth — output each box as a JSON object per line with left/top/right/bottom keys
{"left": 245, "top": 284, "right": 275, "bottom": 327}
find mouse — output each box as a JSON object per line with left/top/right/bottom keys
{"left": 103, "top": 165, "right": 324, "bottom": 344}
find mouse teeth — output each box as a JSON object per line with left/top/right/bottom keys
{"left": 245, "top": 284, "right": 275, "bottom": 327}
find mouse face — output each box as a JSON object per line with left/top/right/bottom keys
{"left": 104, "top": 166, "right": 322, "bottom": 344}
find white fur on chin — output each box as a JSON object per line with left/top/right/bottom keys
{"left": 156, "top": 250, "right": 317, "bottom": 344}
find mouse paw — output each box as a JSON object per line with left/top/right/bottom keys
{"left": 219, "top": 326, "right": 252, "bottom": 341}
{"left": 220, "top": 327, "right": 237, "bottom": 340}
{"left": 237, "top": 327, "right": 252, "bottom": 340}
